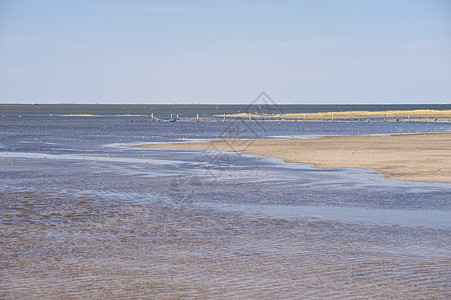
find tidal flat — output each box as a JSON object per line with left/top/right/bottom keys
{"left": 1, "top": 105, "right": 450, "bottom": 298}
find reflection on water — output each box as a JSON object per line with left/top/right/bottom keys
{"left": 1, "top": 107, "right": 451, "bottom": 298}
{"left": 210, "top": 203, "right": 451, "bottom": 228}
{"left": 2, "top": 150, "right": 450, "bottom": 299}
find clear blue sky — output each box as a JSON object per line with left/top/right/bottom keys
{"left": 0, "top": 0, "right": 450, "bottom": 104}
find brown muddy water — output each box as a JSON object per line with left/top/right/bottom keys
{"left": 1, "top": 107, "right": 451, "bottom": 298}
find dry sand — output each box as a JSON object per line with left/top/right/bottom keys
{"left": 138, "top": 133, "right": 451, "bottom": 183}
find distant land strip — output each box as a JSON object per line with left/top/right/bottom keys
{"left": 223, "top": 110, "right": 451, "bottom": 121}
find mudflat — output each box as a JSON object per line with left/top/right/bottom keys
{"left": 138, "top": 133, "right": 451, "bottom": 183}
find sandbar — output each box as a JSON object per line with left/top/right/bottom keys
{"left": 225, "top": 109, "right": 451, "bottom": 121}
{"left": 137, "top": 133, "right": 451, "bottom": 183}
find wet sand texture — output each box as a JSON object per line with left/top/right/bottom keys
{"left": 138, "top": 133, "right": 451, "bottom": 183}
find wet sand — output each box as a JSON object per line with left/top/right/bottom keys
{"left": 2, "top": 136, "right": 451, "bottom": 298}
{"left": 138, "top": 133, "right": 451, "bottom": 183}
{"left": 1, "top": 158, "right": 450, "bottom": 299}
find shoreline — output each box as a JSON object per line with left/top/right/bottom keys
{"left": 225, "top": 109, "right": 451, "bottom": 120}
{"left": 137, "top": 133, "right": 451, "bottom": 184}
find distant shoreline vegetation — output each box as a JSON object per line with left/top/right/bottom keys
{"left": 56, "top": 109, "right": 451, "bottom": 122}
{"left": 1, "top": 105, "right": 450, "bottom": 122}
{"left": 225, "top": 110, "right": 451, "bottom": 121}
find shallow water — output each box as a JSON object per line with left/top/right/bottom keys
{"left": 1, "top": 105, "right": 450, "bottom": 298}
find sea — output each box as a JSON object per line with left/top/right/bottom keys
{"left": 1, "top": 104, "right": 450, "bottom": 298}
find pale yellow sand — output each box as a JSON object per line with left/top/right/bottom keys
{"left": 137, "top": 133, "right": 451, "bottom": 183}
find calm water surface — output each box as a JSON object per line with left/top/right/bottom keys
{"left": 1, "top": 105, "right": 450, "bottom": 298}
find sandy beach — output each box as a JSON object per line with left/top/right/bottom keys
{"left": 138, "top": 133, "right": 451, "bottom": 184}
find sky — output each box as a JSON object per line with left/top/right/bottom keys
{"left": 0, "top": 0, "right": 450, "bottom": 104}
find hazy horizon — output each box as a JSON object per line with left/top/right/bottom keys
{"left": 1, "top": 102, "right": 450, "bottom": 106}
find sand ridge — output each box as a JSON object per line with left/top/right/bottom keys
{"left": 137, "top": 133, "right": 451, "bottom": 184}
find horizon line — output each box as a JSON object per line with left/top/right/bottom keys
{"left": 0, "top": 102, "right": 449, "bottom": 106}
